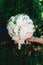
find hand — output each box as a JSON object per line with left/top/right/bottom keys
{"left": 27, "top": 37, "right": 43, "bottom": 44}
{"left": 27, "top": 36, "right": 35, "bottom": 42}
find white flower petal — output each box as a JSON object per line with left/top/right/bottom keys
{"left": 7, "top": 14, "right": 35, "bottom": 45}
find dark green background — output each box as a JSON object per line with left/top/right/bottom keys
{"left": 0, "top": 0, "right": 43, "bottom": 65}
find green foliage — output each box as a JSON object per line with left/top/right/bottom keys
{"left": 0, "top": 44, "right": 43, "bottom": 65}
{"left": 0, "top": 0, "right": 43, "bottom": 65}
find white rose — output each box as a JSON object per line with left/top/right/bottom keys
{"left": 7, "top": 14, "right": 35, "bottom": 49}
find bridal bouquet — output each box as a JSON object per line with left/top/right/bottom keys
{"left": 7, "top": 14, "right": 35, "bottom": 49}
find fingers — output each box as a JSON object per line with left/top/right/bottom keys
{"left": 27, "top": 36, "right": 35, "bottom": 42}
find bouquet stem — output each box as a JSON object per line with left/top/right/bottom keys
{"left": 18, "top": 43, "right": 21, "bottom": 49}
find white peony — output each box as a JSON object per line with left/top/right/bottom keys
{"left": 7, "top": 14, "right": 35, "bottom": 49}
